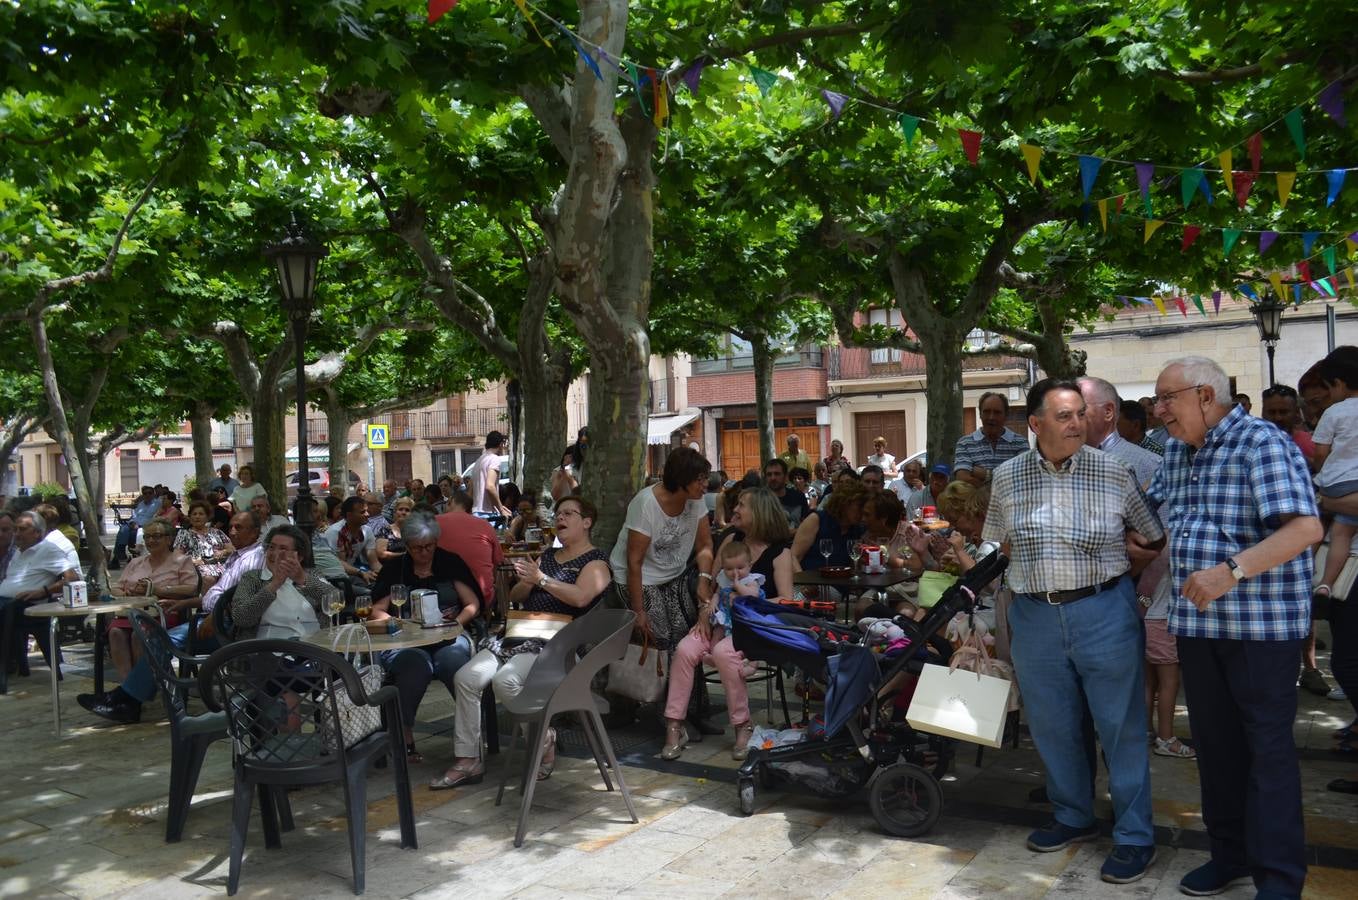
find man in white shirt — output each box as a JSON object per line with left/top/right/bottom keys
{"left": 471, "top": 430, "right": 511, "bottom": 519}
{"left": 866, "top": 436, "right": 898, "bottom": 477}
{"left": 248, "top": 495, "right": 292, "bottom": 534}
{"left": 2, "top": 510, "right": 77, "bottom": 685}
{"left": 33, "top": 503, "right": 80, "bottom": 571}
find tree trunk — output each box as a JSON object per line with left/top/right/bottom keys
{"left": 30, "top": 313, "right": 107, "bottom": 590}
{"left": 323, "top": 392, "right": 352, "bottom": 499}
{"left": 73, "top": 434, "right": 108, "bottom": 537}
{"left": 0, "top": 416, "right": 38, "bottom": 498}
{"left": 917, "top": 325, "right": 967, "bottom": 468}
{"left": 189, "top": 402, "right": 216, "bottom": 490}
{"left": 519, "top": 358, "right": 570, "bottom": 508}
{"left": 751, "top": 334, "right": 776, "bottom": 467}
{"left": 583, "top": 345, "right": 650, "bottom": 550}
{"left": 249, "top": 392, "right": 287, "bottom": 509}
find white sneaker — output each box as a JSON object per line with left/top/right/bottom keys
{"left": 1329, "top": 687, "right": 1348, "bottom": 701}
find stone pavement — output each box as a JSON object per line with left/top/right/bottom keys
{"left": 0, "top": 634, "right": 1355, "bottom": 899}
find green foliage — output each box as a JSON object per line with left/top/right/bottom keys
{"left": 29, "top": 482, "right": 67, "bottom": 501}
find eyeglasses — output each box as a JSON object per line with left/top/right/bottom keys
{"left": 1150, "top": 384, "right": 1202, "bottom": 407}
{"left": 144, "top": 532, "right": 171, "bottom": 540}
{"left": 406, "top": 541, "right": 436, "bottom": 553}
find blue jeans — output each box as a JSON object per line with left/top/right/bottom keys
{"left": 1009, "top": 576, "right": 1154, "bottom": 846}
{"left": 381, "top": 634, "right": 474, "bottom": 729}
{"left": 120, "top": 622, "right": 219, "bottom": 703}
{"left": 114, "top": 521, "right": 140, "bottom": 556}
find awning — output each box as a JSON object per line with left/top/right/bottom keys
{"left": 285, "top": 442, "right": 359, "bottom": 462}
{"left": 646, "top": 411, "right": 700, "bottom": 445}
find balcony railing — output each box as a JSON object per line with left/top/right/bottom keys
{"left": 372, "top": 407, "right": 510, "bottom": 442}
{"left": 691, "top": 348, "right": 825, "bottom": 375}
{"left": 216, "top": 421, "right": 252, "bottom": 448}
{"left": 828, "top": 346, "right": 1028, "bottom": 381}
{"left": 304, "top": 417, "right": 329, "bottom": 446}
{"left": 648, "top": 379, "right": 672, "bottom": 414}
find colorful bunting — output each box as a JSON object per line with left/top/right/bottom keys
{"left": 1292, "top": 282, "right": 1304, "bottom": 305}
{"left": 652, "top": 71, "right": 669, "bottom": 126}
{"left": 1078, "top": 155, "right": 1103, "bottom": 200}
{"left": 1319, "top": 80, "right": 1347, "bottom": 128}
{"left": 1097, "top": 198, "right": 1108, "bottom": 232}
{"left": 1192, "top": 294, "right": 1206, "bottom": 316}
{"left": 1259, "top": 231, "right": 1279, "bottom": 254}
{"left": 898, "top": 114, "right": 920, "bottom": 148}
{"left": 1144, "top": 219, "right": 1165, "bottom": 243}
{"left": 1325, "top": 246, "right": 1338, "bottom": 275}
{"left": 1269, "top": 271, "right": 1286, "bottom": 299}
{"left": 681, "top": 59, "right": 705, "bottom": 95}
{"left": 959, "top": 129, "right": 982, "bottom": 166}
{"left": 1020, "top": 144, "right": 1042, "bottom": 183}
{"left": 1222, "top": 228, "right": 1242, "bottom": 256}
{"left": 1303, "top": 231, "right": 1320, "bottom": 256}
{"left": 1218, "top": 150, "right": 1234, "bottom": 194}
{"left": 1234, "top": 170, "right": 1257, "bottom": 209}
{"left": 1284, "top": 108, "right": 1305, "bottom": 159}
{"left": 1212, "top": 290, "right": 1222, "bottom": 313}
{"left": 748, "top": 64, "right": 779, "bottom": 97}
{"left": 624, "top": 61, "right": 649, "bottom": 116}
{"left": 1277, "top": 171, "right": 1295, "bottom": 208}
{"left": 1238, "top": 283, "right": 1260, "bottom": 302}
{"left": 1248, "top": 132, "right": 1263, "bottom": 173}
{"left": 1180, "top": 168, "right": 1203, "bottom": 208}
{"left": 1173, "top": 296, "right": 1188, "bottom": 316}
{"left": 1152, "top": 295, "right": 1167, "bottom": 315}
{"left": 1197, "top": 170, "right": 1214, "bottom": 205}
{"left": 1319, "top": 278, "right": 1338, "bottom": 298}
{"left": 1181, "top": 225, "right": 1201, "bottom": 251}
{"left": 1298, "top": 260, "right": 1312, "bottom": 282}
{"left": 512, "top": 0, "right": 552, "bottom": 48}
{"left": 1135, "top": 162, "right": 1155, "bottom": 215}
{"left": 427, "top": 0, "right": 459, "bottom": 23}
{"left": 1114, "top": 194, "right": 1126, "bottom": 221}
{"left": 820, "top": 89, "right": 848, "bottom": 120}
{"left": 1328, "top": 169, "right": 1347, "bottom": 207}
{"left": 563, "top": 29, "right": 603, "bottom": 81}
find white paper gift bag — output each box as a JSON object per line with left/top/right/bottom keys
{"left": 906, "top": 662, "right": 1011, "bottom": 748}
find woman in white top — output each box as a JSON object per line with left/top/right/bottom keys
{"left": 230, "top": 525, "right": 339, "bottom": 640}
{"left": 609, "top": 447, "right": 716, "bottom": 650}
{"left": 229, "top": 464, "right": 267, "bottom": 511}
{"left": 866, "top": 436, "right": 898, "bottom": 476}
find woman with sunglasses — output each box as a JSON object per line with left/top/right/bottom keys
{"left": 108, "top": 517, "right": 199, "bottom": 680}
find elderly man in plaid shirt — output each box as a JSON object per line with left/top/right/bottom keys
{"left": 1138, "top": 357, "right": 1321, "bottom": 900}
{"left": 983, "top": 378, "right": 1166, "bottom": 885}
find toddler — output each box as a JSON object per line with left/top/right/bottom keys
{"left": 661, "top": 541, "right": 763, "bottom": 762}
{"left": 1313, "top": 351, "right": 1358, "bottom": 603}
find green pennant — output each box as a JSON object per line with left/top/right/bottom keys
{"left": 1326, "top": 245, "right": 1338, "bottom": 275}
{"left": 624, "top": 61, "right": 650, "bottom": 116}
{"left": 1192, "top": 294, "right": 1206, "bottom": 316}
{"left": 898, "top": 114, "right": 920, "bottom": 147}
{"left": 1223, "top": 228, "right": 1242, "bottom": 256}
{"left": 748, "top": 65, "right": 779, "bottom": 97}
{"left": 1284, "top": 108, "right": 1305, "bottom": 159}
{"left": 1180, "top": 169, "right": 1202, "bottom": 208}
{"left": 1143, "top": 192, "right": 1153, "bottom": 218}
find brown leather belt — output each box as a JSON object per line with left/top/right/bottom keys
{"left": 1021, "top": 575, "right": 1124, "bottom": 606}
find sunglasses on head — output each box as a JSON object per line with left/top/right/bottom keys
{"left": 1261, "top": 385, "right": 1298, "bottom": 399}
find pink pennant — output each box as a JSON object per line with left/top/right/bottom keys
{"left": 959, "top": 129, "right": 982, "bottom": 165}
{"left": 1234, "top": 170, "right": 1257, "bottom": 209}
{"left": 1181, "top": 225, "right": 1201, "bottom": 251}
{"left": 1247, "top": 133, "right": 1262, "bottom": 172}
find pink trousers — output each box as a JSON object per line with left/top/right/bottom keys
{"left": 663, "top": 631, "right": 750, "bottom": 725}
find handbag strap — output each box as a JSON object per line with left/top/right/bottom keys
{"left": 331, "top": 622, "right": 373, "bottom": 660}
{"left": 636, "top": 633, "right": 664, "bottom": 676}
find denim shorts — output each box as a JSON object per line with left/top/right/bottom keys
{"left": 1321, "top": 478, "right": 1358, "bottom": 526}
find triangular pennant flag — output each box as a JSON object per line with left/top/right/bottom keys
{"left": 1259, "top": 231, "right": 1279, "bottom": 254}
{"left": 1269, "top": 271, "right": 1286, "bottom": 299}
{"left": 1134, "top": 296, "right": 1154, "bottom": 306}
{"left": 1284, "top": 108, "right": 1305, "bottom": 159}
{"left": 1298, "top": 260, "right": 1313, "bottom": 282}
{"left": 1293, "top": 282, "right": 1304, "bottom": 305}
{"left": 512, "top": 0, "right": 553, "bottom": 48}
{"left": 1234, "top": 170, "right": 1258, "bottom": 208}
{"left": 1192, "top": 294, "right": 1206, "bottom": 316}
{"left": 1348, "top": 232, "right": 1358, "bottom": 256}
{"left": 1019, "top": 144, "right": 1042, "bottom": 183}
{"left": 1078, "top": 155, "right": 1103, "bottom": 200}
{"left": 681, "top": 59, "right": 705, "bottom": 95}
{"left": 1319, "top": 80, "right": 1347, "bottom": 128}
{"left": 652, "top": 73, "right": 669, "bottom": 126}
{"left": 1181, "top": 168, "right": 1202, "bottom": 208}
{"left": 898, "top": 114, "right": 920, "bottom": 148}
{"left": 1097, "top": 198, "right": 1108, "bottom": 232}
{"left": 1198, "top": 170, "right": 1214, "bottom": 205}
{"left": 427, "top": 0, "right": 460, "bottom": 23}
{"left": 1328, "top": 169, "right": 1346, "bottom": 207}
{"left": 1174, "top": 296, "right": 1188, "bottom": 316}
{"left": 1218, "top": 149, "right": 1234, "bottom": 194}
{"left": 1151, "top": 295, "right": 1167, "bottom": 315}
{"left": 1348, "top": 269, "right": 1356, "bottom": 290}
{"left": 1181, "top": 225, "right": 1201, "bottom": 251}
{"left": 1212, "top": 290, "right": 1222, "bottom": 313}
{"left": 563, "top": 30, "right": 603, "bottom": 81}
{"left": 958, "top": 129, "right": 982, "bottom": 165}
{"left": 1239, "top": 283, "right": 1260, "bottom": 302}
{"left": 1303, "top": 231, "right": 1320, "bottom": 256}
{"left": 1223, "top": 228, "right": 1242, "bottom": 256}
{"left": 1319, "top": 278, "right": 1338, "bottom": 297}
{"left": 1277, "top": 171, "right": 1295, "bottom": 208}
{"left": 1144, "top": 219, "right": 1165, "bottom": 243}
{"left": 1325, "top": 246, "right": 1338, "bottom": 274}
{"left": 1116, "top": 295, "right": 1132, "bottom": 309}
{"left": 1136, "top": 162, "right": 1155, "bottom": 215}
{"left": 748, "top": 64, "right": 779, "bottom": 97}
{"left": 820, "top": 89, "right": 848, "bottom": 121}
{"left": 1114, "top": 194, "right": 1126, "bottom": 221}
{"left": 1248, "top": 132, "right": 1263, "bottom": 172}
{"left": 624, "top": 61, "right": 650, "bottom": 116}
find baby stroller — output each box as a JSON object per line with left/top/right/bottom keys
{"left": 731, "top": 547, "right": 1008, "bottom": 837}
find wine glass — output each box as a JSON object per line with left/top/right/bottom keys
{"left": 818, "top": 538, "right": 834, "bottom": 569}
{"left": 848, "top": 540, "right": 862, "bottom": 572}
{"left": 326, "top": 597, "right": 345, "bottom": 628}
{"left": 390, "top": 584, "right": 409, "bottom": 619}
{"left": 354, "top": 600, "right": 371, "bottom": 621}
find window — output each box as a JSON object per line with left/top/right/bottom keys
{"left": 868, "top": 309, "right": 904, "bottom": 363}
{"left": 165, "top": 447, "right": 183, "bottom": 457}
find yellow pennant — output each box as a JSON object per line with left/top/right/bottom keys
{"left": 1151, "top": 295, "right": 1166, "bottom": 315}
{"left": 653, "top": 79, "right": 669, "bottom": 127}
{"left": 1269, "top": 271, "right": 1286, "bottom": 300}
{"left": 513, "top": 0, "right": 553, "bottom": 48}
{"left": 1218, "top": 149, "right": 1233, "bottom": 194}
{"left": 1277, "top": 171, "right": 1296, "bottom": 208}
{"left": 1019, "top": 144, "right": 1042, "bottom": 184}
{"left": 1347, "top": 268, "right": 1356, "bottom": 290}
{"left": 1097, "top": 198, "right": 1108, "bottom": 232}
{"left": 1144, "top": 219, "right": 1165, "bottom": 243}
{"left": 1347, "top": 236, "right": 1358, "bottom": 257}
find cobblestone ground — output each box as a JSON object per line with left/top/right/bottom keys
{"left": 0, "top": 628, "right": 1355, "bottom": 899}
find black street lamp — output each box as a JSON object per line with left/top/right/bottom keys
{"left": 1250, "top": 292, "right": 1286, "bottom": 387}
{"left": 264, "top": 216, "right": 327, "bottom": 532}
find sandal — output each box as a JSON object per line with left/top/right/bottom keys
{"left": 406, "top": 743, "right": 423, "bottom": 765}
{"left": 429, "top": 763, "right": 484, "bottom": 790}
{"left": 660, "top": 719, "right": 688, "bottom": 760}
{"left": 1153, "top": 736, "right": 1196, "bottom": 759}
{"left": 731, "top": 720, "right": 756, "bottom": 761}
{"left": 537, "top": 727, "right": 557, "bottom": 781}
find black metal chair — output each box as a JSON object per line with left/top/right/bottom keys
{"left": 0, "top": 597, "right": 60, "bottom": 694}
{"left": 198, "top": 639, "right": 416, "bottom": 895}
{"left": 126, "top": 609, "right": 232, "bottom": 842}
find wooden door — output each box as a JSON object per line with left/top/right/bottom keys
{"left": 853, "top": 412, "right": 908, "bottom": 467}
{"left": 384, "top": 450, "right": 413, "bottom": 484}
{"left": 718, "top": 419, "right": 760, "bottom": 478}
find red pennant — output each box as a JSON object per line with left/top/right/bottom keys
{"left": 1115, "top": 194, "right": 1125, "bottom": 216}
{"left": 427, "top": 0, "right": 459, "bottom": 23}
{"left": 1174, "top": 296, "right": 1188, "bottom": 316}
{"left": 1181, "top": 225, "right": 1202, "bottom": 251}
{"left": 1247, "top": 132, "right": 1262, "bottom": 172}
{"left": 1298, "top": 260, "right": 1312, "bottom": 282}
{"left": 1234, "top": 171, "right": 1258, "bottom": 209}
{"left": 959, "top": 129, "right": 982, "bottom": 166}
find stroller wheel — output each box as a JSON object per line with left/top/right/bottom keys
{"left": 738, "top": 777, "right": 756, "bottom": 816}
{"left": 869, "top": 762, "right": 943, "bottom": 838}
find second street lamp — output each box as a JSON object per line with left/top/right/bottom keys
{"left": 264, "top": 216, "right": 327, "bottom": 532}
{"left": 1250, "top": 292, "right": 1286, "bottom": 387}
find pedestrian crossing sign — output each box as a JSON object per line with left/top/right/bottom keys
{"left": 367, "top": 424, "right": 389, "bottom": 450}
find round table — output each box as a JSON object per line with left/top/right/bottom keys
{"left": 793, "top": 569, "right": 917, "bottom": 622}
{"left": 300, "top": 620, "right": 463, "bottom": 651}
{"left": 25, "top": 596, "right": 161, "bottom": 735}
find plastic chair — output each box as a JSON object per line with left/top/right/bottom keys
{"left": 198, "top": 639, "right": 416, "bottom": 895}
{"left": 126, "top": 608, "right": 232, "bottom": 842}
{"left": 494, "top": 607, "right": 637, "bottom": 847}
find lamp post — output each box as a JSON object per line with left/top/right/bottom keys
{"left": 1250, "top": 292, "right": 1286, "bottom": 387}
{"left": 264, "top": 217, "right": 327, "bottom": 532}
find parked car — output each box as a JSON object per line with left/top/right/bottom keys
{"left": 285, "top": 468, "right": 361, "bottom": 500}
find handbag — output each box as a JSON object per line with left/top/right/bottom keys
{"left": 917, "top": 571, "right": 958, "bottom": 609}
{"left": 906, "top": 631, "right": 1014, "bottom": 748}
{"left": 504, "top": 609, "right": 572, "bottom": 641}
{"left": 328, "top": 624, "right": 385, "bottom": 748}
{"left": 606, "top": 634, "right": 667, "bottom": 704}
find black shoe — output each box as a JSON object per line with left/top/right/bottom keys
{"left": 1178, "top": 860, "right": 1252, "bottom": 896}
{"left": 77, "top": 692, "right": 141, "bottom": 725}
{"left": 1328, "top": 778, "right": 1358, "bottom": 794}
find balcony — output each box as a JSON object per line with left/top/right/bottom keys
{"left": 828, "top": 346, "right": 1027, "bottom": 382}
{"left": 215, "top": 421, "right": 252, "bottom": 448}
{"left": 690, "top": 348, "right": 825, "bottom": 375}
{"left": 372, "top": 407, "right": 510, "bottom": 442}
{"left": 304, "top": 417, "right": 329, "bottom": 446}
{"left": 648, "top": 379, "right": 673, "bottom": 414}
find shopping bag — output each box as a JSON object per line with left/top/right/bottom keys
{"left": 916, "top": 571, "right": 957, "bottom": 608}
{"left": 606, "top": 634, "right": 667, "bottom": 704}
{"left": 328, "top": 624, "right": 385, "bottom": 748}
{"left": 906, "top": 661, "right": 1011, "bottom": 748}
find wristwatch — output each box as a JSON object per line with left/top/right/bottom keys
{"left": 537, "top": 574, "right": 550, "bottom": 589}
{"left": 1226, "top": 558, "right": 1246, "bottom": 581}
